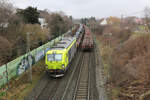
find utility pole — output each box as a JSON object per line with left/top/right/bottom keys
{"left": 5, "top": 63, "right": 8, "bottom": 100}
{"left": 26, "top": 32, "right": 32, "bottom": 83}
{"left": 108, "top": 32, "right": 112, "bottom": 81}
{"left": 121, "top": 14, "right": 124, "bottom": 27}
{"left": 69, "top": 16, "right": 73, "bottom": 35}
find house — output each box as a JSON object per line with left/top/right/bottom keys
{"left": 38, "top": 18, "right": 48, "bottom": 29}
{"left": 99, "top": 18, "right": 107, "bottom": 26}
{"left": 38, "top": 10, "right": 49, "bottom": 29}
{"left": 38, "top": 10, "right": 50, "bottom": 18}
{"left": 106, "top": 16, "right": 121, "bottom": 25}
{"left": 0, "top": 22, "right": 9, "bottom": 28}
{"left": 134, "top": 18, "right": 143, "bottom": 25}
{"left": 123, "top": 16, "right": 143, "bottom": 25}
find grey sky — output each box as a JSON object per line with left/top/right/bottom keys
{"left": 11, "top": 0, "right": 150, "bottom": 18}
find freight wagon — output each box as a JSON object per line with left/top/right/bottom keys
{"left": 81, "top": 26, "right": 94, "bottom": 51}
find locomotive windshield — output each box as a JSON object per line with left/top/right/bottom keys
{"left": 55, "top": 54, "right": 62, "bottom": 61}
{"left": 47, "top": 54, "right": 54, "bottom": 61}
{"left": 47, "top": 54, "right": 62, "bottom": 61}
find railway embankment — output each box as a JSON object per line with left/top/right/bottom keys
{"left": 0, "top": 60, "right": 45, "bottom": 100}
{"left": 94, "top": 35, "right": 109, "bottom": 100}
{"left": 95, "top": 25, "right": 150, "bottom": 100}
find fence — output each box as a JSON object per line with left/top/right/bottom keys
{"left": 0, "top": 34, "right": 65, "bottom": 88}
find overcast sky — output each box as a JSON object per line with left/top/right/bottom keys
{"left": 10, "top": 0, "right": 150, "bottom": 18}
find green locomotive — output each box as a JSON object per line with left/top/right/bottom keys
{"left": 45, "top": 37, "right": 77, "bottom": 77}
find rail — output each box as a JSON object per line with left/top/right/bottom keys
{"left": 73, "top": 52, "right": 91, "bottom": 100}
{"left": 60, "top": 51, "right": 84, "bottom": 100}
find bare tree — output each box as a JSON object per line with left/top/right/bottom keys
{"left": 0, "top": 36, "right": 12, "bottom": 65}
{"left": 0, "top": 0, "right": 14, "bottom": 29}
{"left": 144, "top": 7, "right": 150, "bottom": 31}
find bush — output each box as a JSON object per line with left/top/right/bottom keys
{"left": 112, "top": 34, "right": 150, "bottom": 85}
{"left": 0, "top": 36, "right": 12, "bottom": 65}
{"left": 19, "top": 24, "right": 49, "bottom": 49}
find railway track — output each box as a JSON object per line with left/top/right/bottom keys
{"left": 25, "top": 27, "right": 100, "bottom": 100}
{"left": 35, "top": 79, "right": 60, "bottom": 100}
{"left": 60, "top": 51, "right": 84, "bottom": 100}
{"left": 73, "top": 52, "right": 91, "bottom": 100}
{"left": 36, "top": 51, "right": 84, "bottom": 100}
{"left": 25, "top": 50, "right": 97, "bottom": 100}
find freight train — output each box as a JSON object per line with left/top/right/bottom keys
{"left": 81, "top": 26, "right": 94, "bottom": 51}
{"left": 45, "top": 24, "right": 84, "bottom": 77}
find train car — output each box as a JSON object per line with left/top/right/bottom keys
{"left": 45, "top": 37, "right": 77, "bottom": 77}
{"left": 75, "top": 24, "right": 83, "bottom": 38}
{"left": 76, "top": 34, "right": 83, "bottom": 48}
{"left": 81, "top": 26, "right": 94, "bottom": 51}
{"left": 75, "top": 24, "right": 84, "bottom": 48}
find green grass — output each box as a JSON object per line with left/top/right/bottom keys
{"left": 138, "top": 25, "right": 147, "bottom": 30}
{"left": 0, "top": 91, "right": 6, "bottom": 97}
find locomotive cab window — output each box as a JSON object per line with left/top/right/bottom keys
{"left": 47, "top": 54, "right": 62, "bottom": 61}
{"left": 55, "top": 54, "right": 62, "bottom": 61}
{"left": 47, "top": 54, "right": 54, "bottom": 61}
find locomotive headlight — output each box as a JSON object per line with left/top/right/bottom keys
{"left": 62, "top": 64, "right": 65, "bottom": 68}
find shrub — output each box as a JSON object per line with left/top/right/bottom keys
{"left": 0, "top": 36, "right": 12, "bottom": 65}
{"left": 112, "top": 34, "right": 150, "bottom": 85}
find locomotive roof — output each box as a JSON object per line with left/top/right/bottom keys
{"left": 51, "top": 37, "right": 76, "bottom": 50}
{"left": 75, "top": 24, "right": 83, "bottom": 38}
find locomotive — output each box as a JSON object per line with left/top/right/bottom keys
{"left": 45, "top": 24, "right": 83, "bottom": 77}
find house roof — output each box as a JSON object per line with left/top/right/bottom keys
{"left": 99, "top": 18, "right": 107, "bottom": 25}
